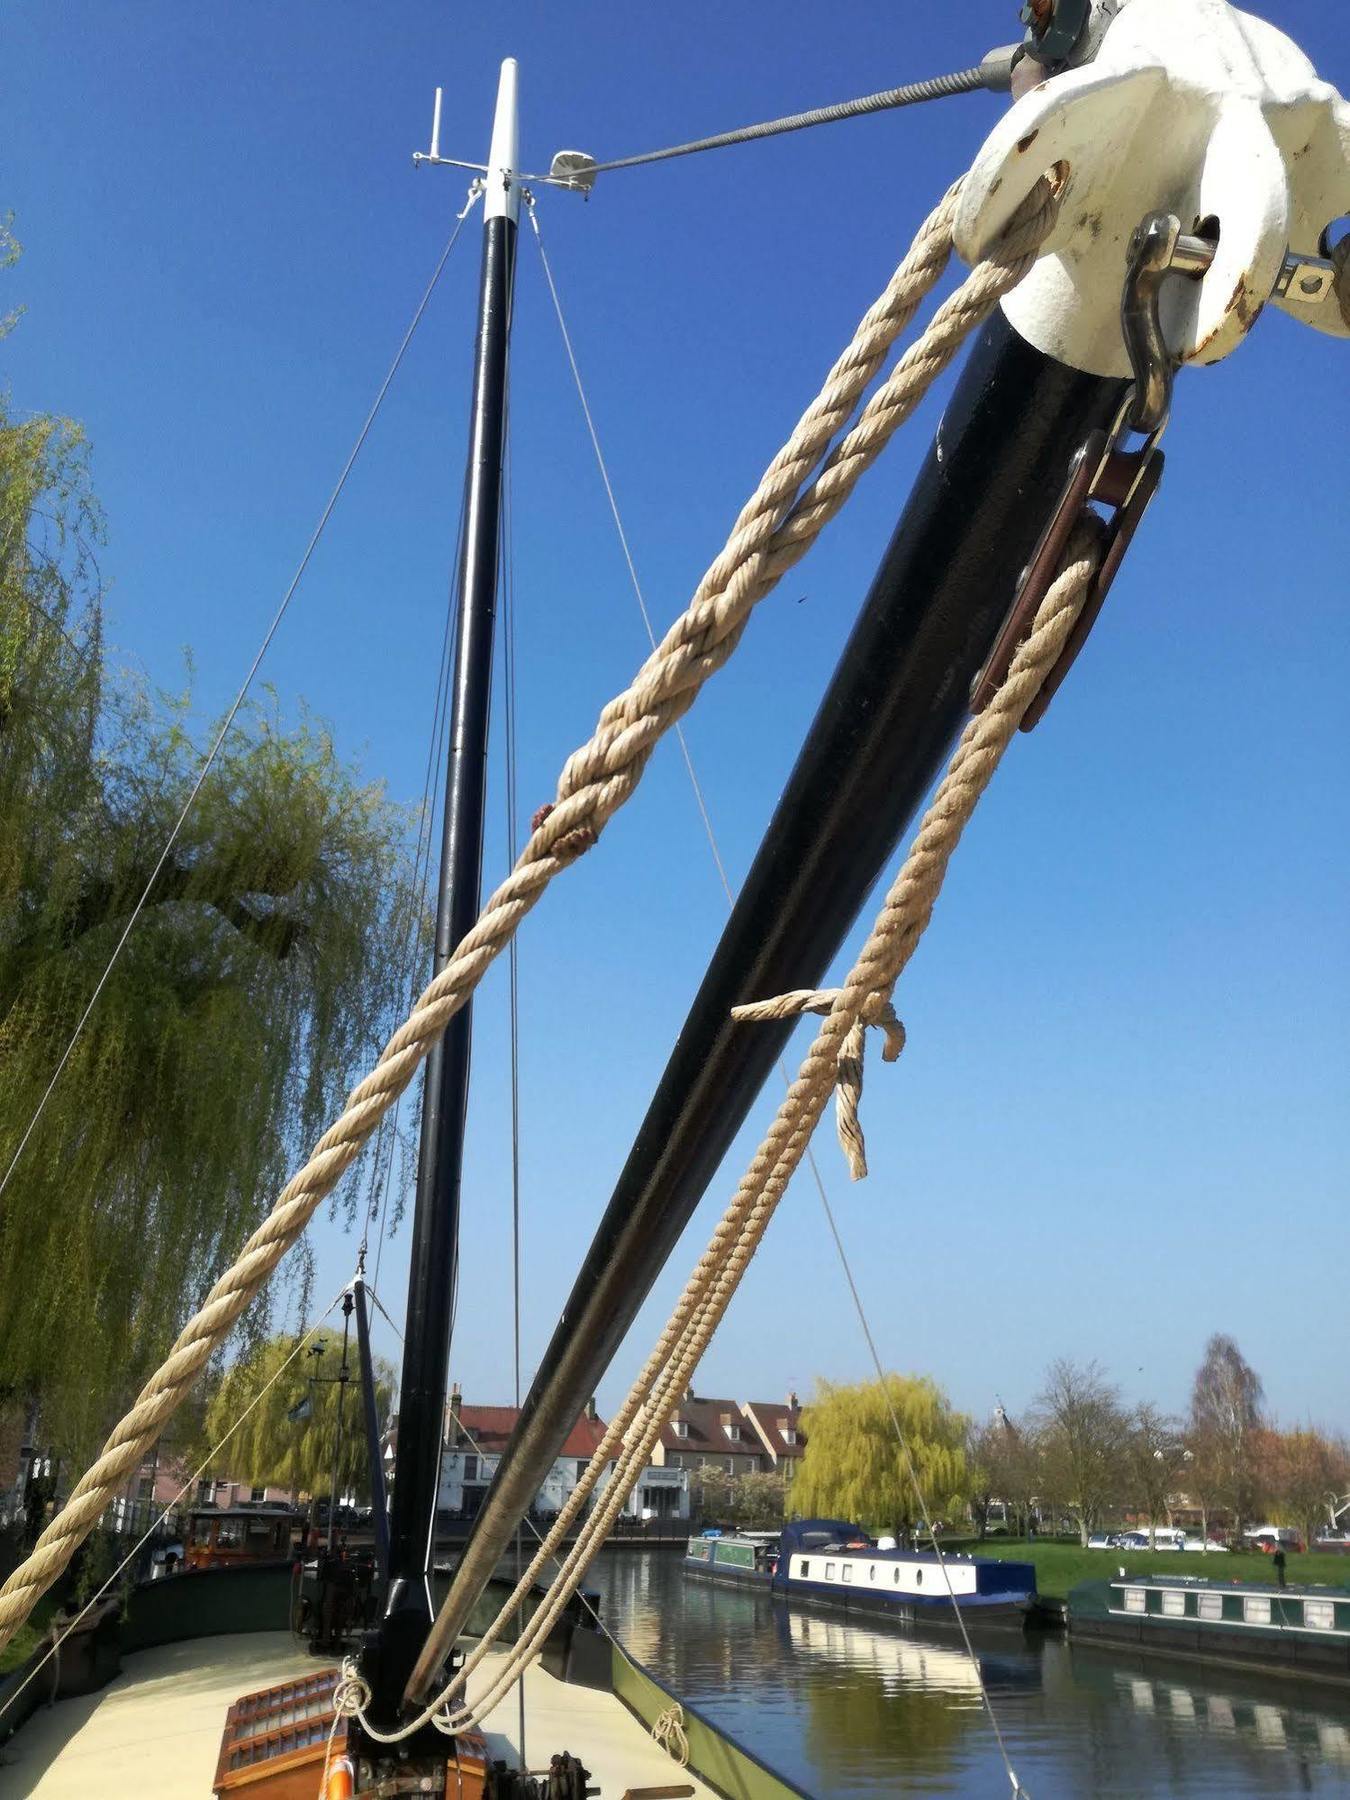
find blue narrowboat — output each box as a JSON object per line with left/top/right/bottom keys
{"left": 686, "top": 1519, "right": 1037, "bottom": 1628}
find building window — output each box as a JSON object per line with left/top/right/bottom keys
{"left": 576, "top": 1460, "right": 588, "bottom": 1483}
{"left": 138, "top": 1478, "right": 154, "bottom": 1501}
{"left": 1198, "top": 1593, "right": 1223, "bottom": 1621}
{"left": 782, "top": 1428, "right": 797, "bottom": 1446}
{"left": 464, "top": 1455, "right": 478, "bottom": 1482}
{"left": 1122, "top": 1587, "right": 1147, "bottom": 1614}
{"left": 1304, "top": 1600, "right": 1335, "bottom": 1631}
{"left": 1161, "top": 1590, "right": 1186, "bottom": 1617}
{"left": 724, "top": 1459, "right": 735, "bottom": 1475}
{"left": 726, "top": 1424, "right": 740, "bottom": 1441}
{"left": 673, "top": 1419, "right": 688, "bottom": 1439}
{"left": 1243, "top": 1596, "right": 1271, "bottom": 1625}
{"left": 250, "top": 1486, "right": 267, "bottom": 1503}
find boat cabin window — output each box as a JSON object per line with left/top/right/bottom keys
{"left": 190, "top": 1517, "right": 215, "bottom": 1546}
{"left": 1198, "top": 1593, "right": 1223, "bottom": 1621}
{"left": 1243, "top": 1596, "right": 1271, "bottom": 1625}
{"left": 1122, "top": 1587, "right": 1147, "bottom": 1613}
{"left": 1161, "top": 1589, "right": 1186, "bottom": 1616}
{"left": 894, "top": 1569, "right": 901, "bottom": 1586}
{"left": 825, "top": 1562, "right": 836, "bottom": 1580}
{"left": 915, "top": 1570, "right": 923, "bottom": 1586}
{"left": 1305, "top": 1600, "right": 1335, "bottom": 1631}
{"left": 869, "top": 1565, "right": 876, "bottom": 1582}
{"left": 842, "top": 1563, "right": 852, "bottom": 1583}
{"left": 216, "top": 1518, "right": 245, "bottom": 1551}
{"left": 799, "top": 1560, "right": 810, "bottom": 1578}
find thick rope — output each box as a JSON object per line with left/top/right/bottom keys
{"left": 370, "top": 519, "right": 1104, "bottom": 1742}
{"left": 0, "top": 172, "right": 1057, "bottom": 1658}
{"left": 731, "top": 988, "right": 906, "bottom": 1178}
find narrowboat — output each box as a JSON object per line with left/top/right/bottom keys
{"left": 1068, "top": 1572, "right": 1350, "bottom": 1680}
{"left": 183, "top": 1503, "right": 302, "bottom": 1572}
{"left": 686, "top": 1519, "right": 1037, "bottom": 1627}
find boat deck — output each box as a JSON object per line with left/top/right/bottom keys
{"left": 0, "top": 1631, "right": 715, "bottom": 1798}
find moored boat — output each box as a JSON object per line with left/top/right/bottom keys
{"left": 687, "top": 1519, "right": 1037, "bottom": 1628}
{"left": 1068, "top": 1572, "right": 1350, "bottom": 1681}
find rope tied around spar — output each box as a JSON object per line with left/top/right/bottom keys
{"left": 732, "top": 987, "right": 906, "bottom": 1179}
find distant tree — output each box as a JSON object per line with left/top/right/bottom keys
{"left": 1125, "top": 1403, "right": 1192, "bottom": 1546}
{"left": 0, "top": 369, "right": 425, "bottom": 1456}
{"left": 967, "top": 1408, "right": 1041, "bottom": 1539}
{"left": 791, "top": 1376, "right": 969, "bottom": 1538}
{"left": 1032, "top": 1359, "right": 1126, "bottom": 1547}
{"left": 202, "top": 1334, "right": 396, "bottom": 1503}
{"left": 1189, "top": 1333, "right": 1266, "bottom": 1541}
{"left": 690, "top": 1466, "right": 787, "bottom": 1530}
{"left": 1266, "top": 1427, "right": 1349, "bottom": 1552}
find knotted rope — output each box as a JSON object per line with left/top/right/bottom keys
{"left": 650, "top": 1705, "right": 691, "bottom": 1767}
{"left": 365, "top": 518, "right": 1105, "bottom": 1743}
{"left": 0, "top": 169, "right": 1058, "bottom": 1659}
{"left": 731, "top": 988, "right": 906, "bottom": 1178}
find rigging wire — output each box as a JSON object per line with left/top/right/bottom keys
{"left": 0, "top": 1285, "right": 348, "bottom": 1732}
{"left": 525, "top": 53, "right": 1013, "bottom": 186}
{"left": 528, "top": 200, "right": 1029, "bottom": 1798}
{"left": 0, "top": 184, "right": 485, "bottom": 1217}
{"left": 363, "top": 474, "right": 471, "bottom": 1288}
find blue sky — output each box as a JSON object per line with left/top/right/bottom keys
{"left": 9, "top": 2, "right": 1348, "bottom": 1437}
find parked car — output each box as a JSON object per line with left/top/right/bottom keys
{"left": 1181, "top": 1536, "right": 1229, "bottom": 1552}
{"left": 1087, "top": 1533, "right": 1116, "bottom": 1550}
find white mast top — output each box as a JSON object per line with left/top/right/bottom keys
{"left": 484, "top": 57, "right": 520, "bottom": 225}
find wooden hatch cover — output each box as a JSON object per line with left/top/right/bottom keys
{"left": 214, "top": 1668, "right": 492, "bottom": 1798}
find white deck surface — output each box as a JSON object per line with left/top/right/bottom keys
{"left": 1, "top": 1630, "right": 713, "bottom": 1798}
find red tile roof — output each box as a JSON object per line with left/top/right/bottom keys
{"left": 446, "top": 1403, "right": 609, "bottom": 1462}
{"left": 657, "top": 1395, "right": 763, "bottom": 1460}
{"left": 741, "top": 1399, "right": 806, "bottom": 1462}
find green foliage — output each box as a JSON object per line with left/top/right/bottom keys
{"left": 791, "top": 1375, "right": 969, "bottom": 1536}
{"left": 690, "top": 1466, "right": 787, "bottom": 1529}
{"left": 0, "top": 376, "right": 426, "bottom": 1457}
{"left": 203, "top": 1333, "right": 396, "bottom": 1501}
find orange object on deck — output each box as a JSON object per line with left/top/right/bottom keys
{"left": 213, "top": 1668, "right": 492, "bottom": 1799}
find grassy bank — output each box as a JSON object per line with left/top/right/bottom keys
{"left": 959, "top": 1539, "right": 1350, "bottom": 1603}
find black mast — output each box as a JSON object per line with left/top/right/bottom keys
{"left": 415, "top": 315, "right": 1126, "bottom": 1688}
{"left": 366, "top": 57, "right": 520, "bottom": 1720}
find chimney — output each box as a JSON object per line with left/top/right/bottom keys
{"left": 788, "top": 1390, "right": 799, "bottom": 1412}
{"left": 585, "top": 1396, "right": 598, "bottom": 1421}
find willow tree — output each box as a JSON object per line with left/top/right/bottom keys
{"left": 791, "top": 1376, "right": 969, "bottom": 1538}
{"left": 0, "top": 374, "right": 424, "bottom": 1458}
{"left": 203, "top": 1334, "right": 396, "bottom": 1502}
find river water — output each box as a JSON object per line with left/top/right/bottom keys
{"left": 582, "top": 1549, "right": 1350, "bottom": 1797}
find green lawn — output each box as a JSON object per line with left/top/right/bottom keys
{"left": 960, "top": 1539, "right": 1350, "bottom": 1603}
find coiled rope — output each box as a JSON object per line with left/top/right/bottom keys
{"left": 0, "top": 167, "right": 1057, "bottom": 1659}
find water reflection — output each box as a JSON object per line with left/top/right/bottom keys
{"left": 582, "top": 1549, "right": 1350, "bottom": 1797}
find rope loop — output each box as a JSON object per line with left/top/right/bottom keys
{"left": 731, "top": 987, "right": 905, "bottom": 1179}
{"left": 651, "top": 1704, "right": 691, "bottom": 1766}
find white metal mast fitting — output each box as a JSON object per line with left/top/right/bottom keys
{"left": 954, "top": 0, "right": 1349, "bottom": 376}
